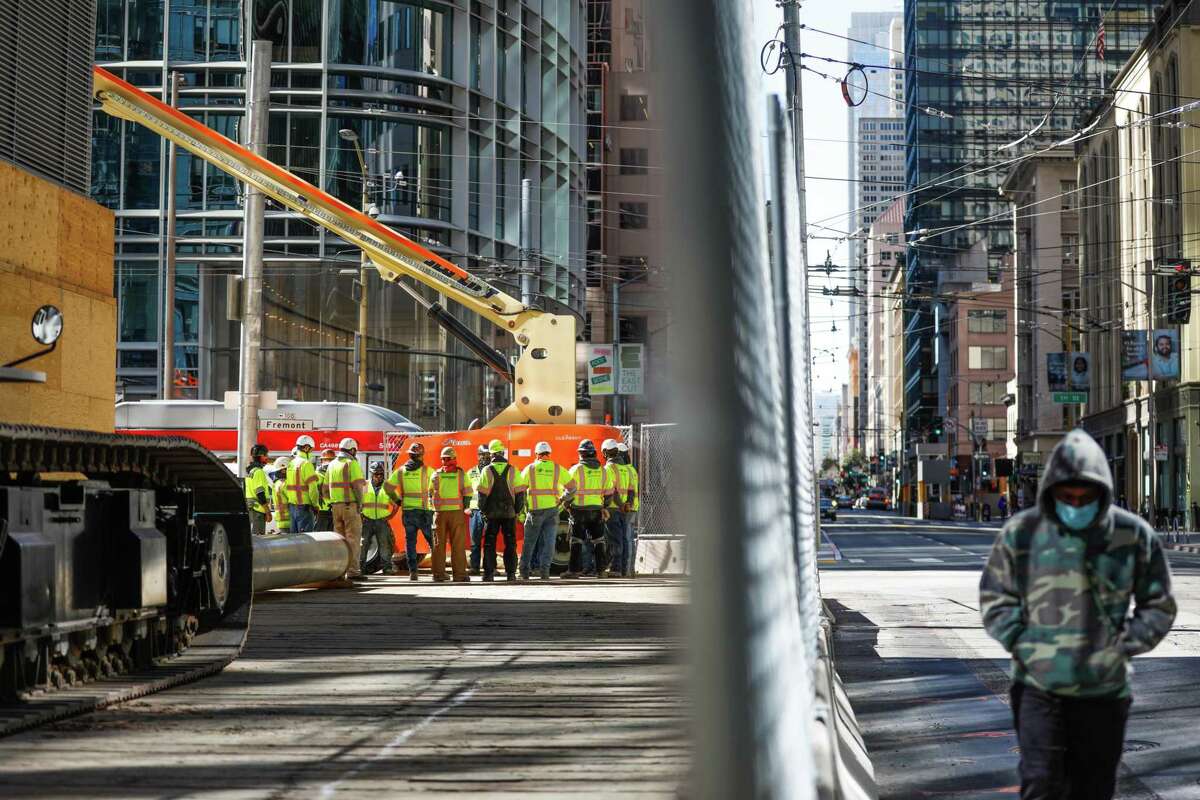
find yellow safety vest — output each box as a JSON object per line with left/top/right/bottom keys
{"left": 362, "top": 483, "right": 392, "bottom": 520}
{"left": 429, "top": 467, "right": 470, "bottom": 512}
{"left": 467, "top": 465, "right": 483, "bottom": 511}
{"left": 388, "top": 464, "right": 432, "bottom": 510}
{"left": 285, "top": 456, "right": 320, "bottom": 507}
{"left": 627, "top": 464, "right": 640, "bottom": 511}
{"left": 244, "top": 465, "right": 271, "bottom": 513}
{"left": 272, "top": 479, "right": 291, "bottom": 530}
{"left": 604, "top": 462, "right": 625, "bottom": 500}
{"left": 568, "top": 463, "right": 612, "bottom": 508}
{"left": 326, "top": 456, "right": 364, "bottom": 504}
{"left": 522, "top": 459, "right": 575, "bottom": 511}
{"left": 614, "top": 463, "right": 636, "bottom": 507}
{"left": 477, "top": 460, "right": 526, "bottom": 497}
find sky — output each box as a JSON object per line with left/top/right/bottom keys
{"left": 751, "top": 0, "right": 903, "bottom": 402}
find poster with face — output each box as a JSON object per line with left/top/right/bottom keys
{"left": 1151, "top": 329, "right": 1181, "bottom": 380}
{"left": 1069, "top": 352, "right": 1091, "bottom": 391}
{"left": 1121, "top": 330, "right": 1149, "bottom": 381}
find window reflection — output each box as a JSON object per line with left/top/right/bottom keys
{"left": 328, "top": 1, "right": 452, "bottom": 77}
{"left": 328, "top": 117, "right": 450, "bottom": 221}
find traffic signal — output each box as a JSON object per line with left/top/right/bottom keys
{"left": 931, "top": 416, "right": 944, "bottom": 438}
{"left": 1168, "top": 266, "right": 1192, "bottom": 324}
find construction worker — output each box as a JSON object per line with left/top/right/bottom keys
{"left": 361, "top": 462, "right": 397, "bottom": 575}
{"left": 326, "top": 438, "right": 367, "bottom": 580}
{"left": 601, "top": 439, "right": 628, "bottom": 577}
{"left": 562, "top": 439, "right": 615, "bottom": 579}
{"left": 314, "top": 447, "right": 337, "bottom": 531}
{"left": 285, "top": 434, "right": 320, "bottom": 532}
{"left": 616, "top": 442, "right": 640, "bottom": 576}
{"left": 520, "top": 441, "right": 576, "bottom": 580}
{"left": 467, "top": 444, "right": 489, "bottom": 576}
{"left": 269, "top": 456, "right": 291, "bottom": 534}
{"left": 244, "top": 443, "right": 273, "bottom": 536}
{"left": 428, "top": 447, "right": 472, "bottom": 582}
{"left": 476, "top": 439, "right": 527, "bottom": 581}
{"left": 386, "top": 441, "right": 433, "bottom": 580}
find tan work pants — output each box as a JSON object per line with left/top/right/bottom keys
{"left": 432, "top": 511, "right": 468, "bottom": 580}
{"left": 332, "top": 502, "right": 363, "bottom": 577}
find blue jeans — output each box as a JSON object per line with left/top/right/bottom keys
{"left": 521, "top": 508, "right": 559, "bottom": 577}
{"left": 624, "top": 513, "right": 637, "bottom": 576}
{"left": 606, "top": 510, "right": 626, "bottom": 574}
{"left": 290, "top": 504, "right": 316, "bottom": 533}
{"left": 469, "top": 509, "right": 485, "bottom": 571}
{"left": 402, "top": 509, "right": 434, "bottom": 571}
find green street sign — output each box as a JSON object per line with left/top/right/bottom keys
{"left": 1052, "top": 392, "right": 1087, "bottom": 404}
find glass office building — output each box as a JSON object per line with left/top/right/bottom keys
{"left": 902, "top": 0, "right": 1156, "bottom": 433}
{"left": 92, "top": 0, "right": 586, "bottom": 429}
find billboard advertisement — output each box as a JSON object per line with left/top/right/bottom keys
{"left": 617, "top": 343, "right": 644, "bottom": 395}
{"left": 1151, "top": 329, "right": 1181, "bottom": 380}
{"left": 585, "top": 344, "right": 616, "bottom": 396}
{"left": 1121, "top": 330, "right": 1149, "bottom": 381}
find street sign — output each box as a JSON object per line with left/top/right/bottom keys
{"left": 1155, "top": 444, "right": 1169, "bottom": 462}
{"left": 1052, "top": 392, "right": 1087, "bottom": 403}
{"left": 971, "top": 418, "right": 988, "bottom": 437}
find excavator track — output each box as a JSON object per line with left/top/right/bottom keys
{"left": 0, "top": 425, "right": 252, "bottom": 737}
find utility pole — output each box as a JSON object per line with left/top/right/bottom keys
{"left": 337, "top": 127, "right": 371, "bottom": 403}
{"left": 237, "top": 40, "right": 271, "bottom": 471}
{"left": 162, "top": 71, "right": 183, "bottom": 398}
{"left": 612, "top": 277, "right": 622, "bottom": 425}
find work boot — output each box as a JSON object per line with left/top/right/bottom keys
{"left": 560, "top": 571, "right": 579, "bottom": 579}
{"left": 540, "top": 571, "right": 551, "bottom": 580}
{"left": 519, "top": 570, "right": 530, "bottom": 581}
{"left": 433, "top": 575, "right": 450, "bottom": 583}
{"left": 506, "top": 573, "right": 517, "bottom": 582}
{"left": 483, "top": 574, "right": 495, "bottom": 582}
{"left": 454, "top": 575, "right": 471, "bottom": 582}
{"left": 409, "top": 571, "right": 419, "bottom": 581}
{"left": 470, "top": 568, "right": 480, "bottom": 576}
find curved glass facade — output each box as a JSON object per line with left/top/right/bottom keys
{"left": 92, "top": 0, "right": 586, "bottom": 430}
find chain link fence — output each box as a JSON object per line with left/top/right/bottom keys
{"left": 636, "top": 423, "right": 675, "bottom": 538}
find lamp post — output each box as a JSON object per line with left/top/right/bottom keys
{"left": 339, "top": 128, "right": 372, "bottom": 404}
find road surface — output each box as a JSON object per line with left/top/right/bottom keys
{"left": 821, "top": 509, "right": 1200, "bottom": 800}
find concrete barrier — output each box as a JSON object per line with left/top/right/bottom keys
{"left": 252, "top": 531, "right": 350, "bottom": 591}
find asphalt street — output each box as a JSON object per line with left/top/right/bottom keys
{"left": 821, "top": 509, "right": 1200, "bottom": 800}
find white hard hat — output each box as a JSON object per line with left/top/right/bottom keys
{"left": 272, "top": 456, "right": 290, "bottom": 471}
{"left": 617, "top": 442, "right": 629, "bottom": 453}
{"left": 535, "top": 441, "right": 552, "bottom": 455}
{"left": 339, "top": 437, "right": 359, "bottom": 451}
{"left": 296, "top": 434, "right": 316, "bottom": 448}
{"left": 601, "top": 438, "right": 619, "bottom": 451}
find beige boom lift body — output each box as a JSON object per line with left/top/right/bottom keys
{"left": 93, "top": 67, "right": 575, "bottom": 427}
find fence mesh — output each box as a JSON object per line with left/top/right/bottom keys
{"left": 636, "top": 423, "right": 676, "bottom": 539}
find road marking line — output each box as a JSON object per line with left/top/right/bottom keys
{"left": 848, "top": 558, "right": 866, "bottom": 564}
{"left": 909, "top": 557, "right": 944, "bottom": 563}
{"left": 319, "top": 681, "right": 479, "bottom": 798}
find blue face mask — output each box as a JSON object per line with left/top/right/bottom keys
{"left": 1055, "top": 499, "right": 1100, "bottom": 531}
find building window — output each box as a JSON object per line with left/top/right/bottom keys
{"left": 619, "top": 148, "right": 649, "bottom": 175}
{"left": 618, "top": 256, "right": 649, "bottom": 282}
{"left": 620, "top": 94, "right": 648, "bottom": 121}
{"left": 967, "top": 309, "right": 1007, "bottom": 333}
{"left": 1061, "top": 180, "right": 1077, "bottom": 210}
{"left": 968, "top": 345, "right": 1007, "bottom": 369}
{"left": 618, "top": 202, "right": 648, "bottom": 229}
{"left": 969, "top": 382, "right": 1004, "bottom": 405}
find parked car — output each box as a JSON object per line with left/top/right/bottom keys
{"left": 866, "top": 488, "right": 889, "bottom": 510}
{"left": 836, "top": 494, "right": 852, "bottom": 508}
{"left": 820, "top": 496, "right": 837, "bottom": 521}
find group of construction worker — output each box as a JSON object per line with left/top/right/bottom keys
{"left": 243, "top": 435, "right": 639, "bottom": 583}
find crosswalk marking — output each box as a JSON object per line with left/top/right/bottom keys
{"left": 909, "top": 557, "right": 944, "bottom": 563}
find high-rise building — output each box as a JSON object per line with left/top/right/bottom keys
{"left": 902, "top": 1, "right": 1156, "bottom": 437}
{"left": 847, "top": 12, "right": 903, "bottom": 448}
{"left": 582, "top": 0, "right": 667, "bottom": 425}
{"left": 92, "top": 0, "right": 586, "bottom": 430}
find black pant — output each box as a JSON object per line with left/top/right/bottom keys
{"left": 315, "top": 509, "right": 333, "bottom": 531}
{"left": 1010, "top": 682, "right": 1130, "bottom": 800}
{"left": 568, "top": 510, "right": 609, "bottom": 574}
{"left": 483, "top": 516, "right": 517, "bottom": 578}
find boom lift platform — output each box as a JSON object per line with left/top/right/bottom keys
{"left": 93, "top": 67, "right": 576, "bottom": 427}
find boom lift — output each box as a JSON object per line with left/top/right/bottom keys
{"left": 93, "top": 67, "right": 575, "bottom": 427}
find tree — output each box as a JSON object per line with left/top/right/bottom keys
{"left": 843, "top": 449, "right": 867, "bottom": 471}
{"left": 820, "top": 456, "right": 839, "bottom": 476}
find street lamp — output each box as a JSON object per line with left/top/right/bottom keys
{"left": 339, "top": 128, "right": 371, "bottom": 404}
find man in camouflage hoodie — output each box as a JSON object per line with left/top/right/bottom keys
{"left": 980, "top": 429, "right": 1175, "bottom": 799}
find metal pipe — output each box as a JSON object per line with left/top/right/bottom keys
{"left": 162, "top": 71, "right": 182, "bottom": 398}
{"left": 236, "top": 41, "right": 272, "bottom": 471}
{"left": 252, "top": 531, "right": 350, "bottom": 592}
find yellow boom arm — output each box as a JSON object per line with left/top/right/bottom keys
{"left": 93, "top": 66, "right": 575, "bottom": 426}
